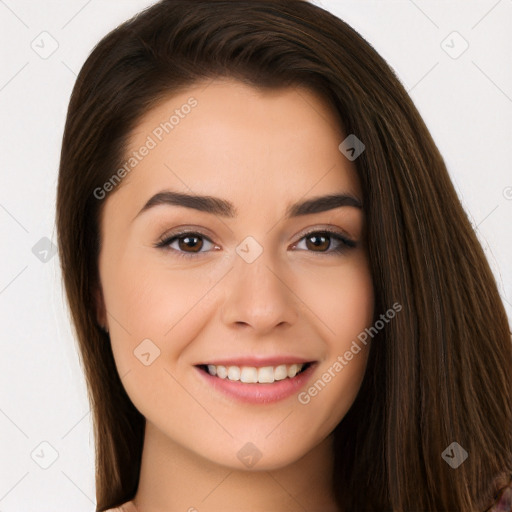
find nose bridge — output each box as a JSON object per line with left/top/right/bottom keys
{"left": 219, "top": 236, "right": 298, "bottom": 331}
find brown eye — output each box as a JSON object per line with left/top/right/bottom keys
{"left": 156, "top": 231, "right": 216, "bottom": 258}
{"left": 293, "top": 230, "right": 356, "bottom": 255}
{"left": 305, "top": 233, "right": 331, "bottom": 252}
{"left": 177, "top": 234, "right": 204, "bottom": 253}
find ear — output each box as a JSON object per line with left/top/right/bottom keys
{"left": 94, "top": 285, "right": 108, "bottom": 332}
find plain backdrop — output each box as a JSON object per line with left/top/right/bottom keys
{"left": 0, "top": 1, "right": 511, "bottom": 510}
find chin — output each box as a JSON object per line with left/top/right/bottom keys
{"left": 194, "top": 435, "right": 318, "bottom": 472}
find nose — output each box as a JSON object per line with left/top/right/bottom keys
{"left": 219, "top": 247, "right": 299, "bottom": 335}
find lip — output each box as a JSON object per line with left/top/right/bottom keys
{"left": 195, "top": 362, "right": 317, "bottom": 404}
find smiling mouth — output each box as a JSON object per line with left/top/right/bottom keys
{"left": 197, "top": 362, "right": 312, "bottom": 384}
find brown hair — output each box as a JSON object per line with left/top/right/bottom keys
{"left": 56, "top": 0, "right": 512, "bottom": 510}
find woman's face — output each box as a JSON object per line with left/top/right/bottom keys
{"left": 97, "top": 79, "right": 374, "bottom": 470}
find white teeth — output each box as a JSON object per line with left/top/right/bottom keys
{"left": 274, "top": 364, "right": 288, "bottom": 381}
{"left": 216, "top": 365, "right": 228, "bottom": 379}
{"left": 240, "top": 367, "right": 258, "bottom": 383}
{"left": 258, "top": 366, "right": 274, "bottom": 383}
{"left": 205, "top": 363, "right": 306, "bottom": 383}
{"left": 288, "top": 364, "right": 300, "bottom": 378}
{"left": 227, "top": 366, "right": 240, "bottom": 381}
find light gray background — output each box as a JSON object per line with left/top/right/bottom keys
{"left": 1, "top": 1, "right": 511, "bottom": 510}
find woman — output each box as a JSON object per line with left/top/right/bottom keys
{"left": 56, "top": 0, "right": 512, "bottom": 510}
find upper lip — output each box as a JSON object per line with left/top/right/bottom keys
{"left": 196, "top": 356, "right": 316, "bottom": 367}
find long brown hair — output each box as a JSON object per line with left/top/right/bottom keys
{"left": 56, "top": 1, "right": 512, "bottom": 510}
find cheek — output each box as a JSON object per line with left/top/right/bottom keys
{"left": 303, "top": 349, "right": 369, "bottom": 442}
{"left": 100, "top": 255, "right": 212, "bottom": 417}
{"left": 294, "top": 255, "right": 374, "bottom": 343}
{"left": 291, "top": 256, "right": 373, "bottom": 428}
{"left": 100, "top": 251, "right": 224, "bottom": 366}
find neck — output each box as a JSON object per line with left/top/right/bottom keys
{"left": 133, "top": 421, "right": 341, "bottom": 512}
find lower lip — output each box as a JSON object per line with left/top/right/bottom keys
{"left": 195, "top": 364, "right": 316, "bottom": 404}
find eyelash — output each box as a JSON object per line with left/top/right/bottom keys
{"left": 155, "top": 228, "right": 357, "bottom": 260}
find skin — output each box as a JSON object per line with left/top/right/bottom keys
{"left": 96, "top": 78, "right": 374, "bottom": 512}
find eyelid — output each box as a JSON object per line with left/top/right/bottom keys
{"left": 154, "top": 228, "right": 218, "bottom": 254}
{"left": 291, "top": 224, "right": 356, "bottom": 246}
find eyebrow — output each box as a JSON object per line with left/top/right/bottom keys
{"left": 134, "top": 190, "right": 363, "bottom": 221}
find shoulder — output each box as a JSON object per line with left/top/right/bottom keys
{"left": 103, "top": 501, "right": 137, "bottom": 512}
{"left": 485, "top": 475, "right": 512, "bottom": 512}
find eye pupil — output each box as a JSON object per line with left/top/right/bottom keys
{"left": 179, "top": 235, "right": 203, "bottom": 252}
{"left": 306, "top": 234, "right": 330, "bottom": 251}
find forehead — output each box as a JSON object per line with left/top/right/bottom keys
{"left": 112, "top": 79, "right": 361, "bottom": 212}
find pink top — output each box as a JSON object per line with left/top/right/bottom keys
{"left": 486, "top": 475, "right": 512, "bottom": 512}
{"left": 104, "top": 478, "right": 512, "bottom": 512}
